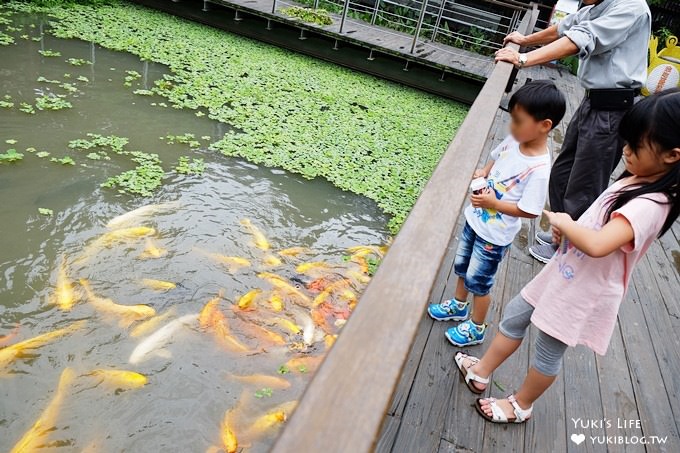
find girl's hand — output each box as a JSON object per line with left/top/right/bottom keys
{"left": 471, "top": 188, "right": 497, "bottom": 209}
{"left": 543, "top": 210, "right": 573, "bottom": 230}
{"left": 551, "top": 225, "right": 562, "bottom": 245}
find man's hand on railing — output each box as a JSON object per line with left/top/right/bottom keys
{"left": 503, "top": 31, "right": 527, "bottom": 47}
{"left": 495, "top": 47, "right": 522, "bottom": 67}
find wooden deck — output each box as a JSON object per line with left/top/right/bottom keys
{"left": 376, "top": 65, "right": 680, "bottom": 453}
{"left": 205, "top": 0, "right": 498, "bottom": 80}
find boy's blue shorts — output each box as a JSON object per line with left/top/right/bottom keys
{"left": 453, "top": 221, "right": 509, "bottom": 296}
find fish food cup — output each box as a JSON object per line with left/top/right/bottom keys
{"left": 470, "top": 177, "right": 487, "bottom": 195}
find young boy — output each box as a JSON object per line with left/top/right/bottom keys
{"left": 428, "top": 80, "right": 566, "bottom": 347}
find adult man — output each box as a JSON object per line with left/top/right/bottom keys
{"left": 495, "top": 0, "right": 651, "bottom": 263}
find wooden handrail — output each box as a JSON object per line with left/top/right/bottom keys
{"left": 272, "top": 5, "right": 539, "bottom": 453}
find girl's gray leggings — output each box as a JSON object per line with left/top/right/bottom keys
{"left": 498, "top": 293, "right": 568, "bottom": 376}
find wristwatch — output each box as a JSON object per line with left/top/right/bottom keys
{"left": 518, "top": 53, "right": 528, "bottom": 69}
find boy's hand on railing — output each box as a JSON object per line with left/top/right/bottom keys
{"left": 503, "top": 31, "right": 526, "bottom": 47}
{"left": 470, "top": 188, "right": 497, "bottom": 209}
{"left": 473, "top": 168, "right": 487, "bottom": 178}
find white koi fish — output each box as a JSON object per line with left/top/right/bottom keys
{"left": 128, "top": 314, "right": 198, "bottom": 364}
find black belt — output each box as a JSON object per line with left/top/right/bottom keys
{"left": 585, "top": 88, "right": 640, "bottom": 110}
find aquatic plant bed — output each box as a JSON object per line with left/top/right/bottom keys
{"left": 1, "top": 0, "right": 467, "bottom": 232}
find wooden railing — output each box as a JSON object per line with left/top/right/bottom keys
{"left": 272, "top": 4, "right": 539, "bottom": 452}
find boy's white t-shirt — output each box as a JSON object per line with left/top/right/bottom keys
{"left": 464, "top": 135, "right": 551, "bottom": 246}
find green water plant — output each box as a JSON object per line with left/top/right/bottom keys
{"left": 280, "top": 7, "right": 333, "bottom": 26}
{"left": 37, "top": 49, "right": 61, "bottom": 57}
{"left": 66, "top": 57, "right": 90, "bottom": 65}
{"left": 2, "top": 0, "right": 467, "bottom": 231}
{"left": 18, "top": 102, "right": 35, "bottom": 114}
{"left": 50, "top": 155, "right": 75, "bottom": 165}
{"left": 101, "top": 151, "right": 164, "bottom": 196}
{"left": 0, "top": 149, "right": 23, "bottom": 162}
{"left": 0, "top": 100, "right": 13, "bottom": 108}
{"left": 35, "top": 93, "right": 72, "bottom": 110}
{"left": 175, "top": 156, "right": 205, "bottom": 175}
{"left": 38, "top": 207, "right": 53, "bottom": 216}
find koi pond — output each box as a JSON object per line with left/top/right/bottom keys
{"left": 0, "top": 2, "right": 466, "bottom": 451}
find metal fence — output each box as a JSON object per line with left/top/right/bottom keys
{"left": 273, "top": 0, "right": 532, "bottom": 56}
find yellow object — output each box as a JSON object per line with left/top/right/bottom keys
{"left": 240, "top": 218, "right": 270, "bottom": 251}
{"left": 229, "top": 373, "right": 291, "bottom": 389}
{"left": 10, "top": 368, "right": 76, "bottom": 453}
{"left": 86, "top": 369, "right": 148, "bottom": 389}
{"left": 139, "top": 238, "right": 167, "bottom": 259}
{"left": 263, "top": 254, "right": 282, "bottom": 267}
{"left": 130, "top": 308, "right": 177, "bottom": 338}
{"left": 258, "top": 272, "right": 311, "bottom": 304}
{"left": 53, "top": 256, "right": 76, "bottom": 311}
{"left": 237, "top": 289, "right": 262, "bottom": 310}
{"left": 643, "top": 35, "right": 680, "bottom": 96}
{"left": 194, "top": 248, "right": 251, "bottom": 273}
{"left": 140, "top": 278, "right": 176, "bottom": 292}
{"left": 267, "top": 292, "right": 285, "bottom": 312}
{"left": 80, "top": 279, "right": 155, "bottom": 328}
{"left": 278, "top": 247, "right": 311, "bottom": 257}
{"left": 0, "top": 321, "right": 86, "bottom": 371}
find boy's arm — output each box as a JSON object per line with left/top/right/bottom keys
{"left": 470, "top": 190, "right": 538, "bottom": 219}
{"left": 543, "top": 210, "right": 635, "bottom": 258}
{"left": 474, "top": 160, "right": 495, "bottom": 178}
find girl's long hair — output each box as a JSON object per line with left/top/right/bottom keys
{"left": 604, "top": 89, "right": 680, "bottom": 237}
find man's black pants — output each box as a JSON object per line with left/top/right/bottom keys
{"left": 548, "top": 97, "right": 628, "bottom": 220}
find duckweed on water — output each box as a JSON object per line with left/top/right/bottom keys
{"left": 0, "top": 149, "right": 23, "bottom": 162}
{"left": 2, "top": 1, "right": 468, "bottom": 232}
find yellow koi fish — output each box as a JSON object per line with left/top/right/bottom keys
{"left": 257, "top": 273, "right": 311, "bottom": 304}
{"left": 199, "top": 293, "right": 223, "bottom": 329}
{"left": 285, "top": 355, "right": 322, "bottom": 374}
{"left": 296, "top": 262, "right": 330, "bottom": 274}
{"left": 85, "top": 369, "right": 147, "bottom": 389}
{"left": 80, "top": 279, "right": 155, "bottom": 328}
{"left": 220, "top": 409, "right": 239, "bottom": 453}
{"left": 52, "top": 256, "right": 76, "bottom": 311}
{"left": 130, "top": 308, "right": 177, "bottom": 338}
{"left": 237, "top": 289, "right": 262, "bottom": 310}
{"left": 10, "top": 368, "right": 76, "bottom": 453}
{"left": 325, "top": 334, "right": 337, "bottom": 349}
{"left": 347, "top": 245, "right": 387, "bottom": 257}
{"left": 106, "top": 201, "right": 180, "bottom": 229}
{"left": 228, "top": 373, "right": 291, "bottom": 390}
{"left": 267, "top": 292, "right": 284, "bottom": 312}
{"left": 242, "top": 401, "right": 297, "bottom": 440}
{"left": 239, "top": 320, "right": 286, "bottom": 346}
{"left": 0, "top": 321, "right": 86, "bottom": 371}
{"left": 312, "top": 280, "right": 351, "bottom": 307}
{"left": 139, "top": 238, "right": 167, "bottom": 259}
{"left": 194, "top": 247, "right": 251, "bottom": 273}
{"left": 240, "top": 218, "right": 270, "bottom": 251}
{"left": 346, "top": 269, "right": 371, "bottom": 285}
{"left": 277, "top": 247, "right": 312, "bottom": 257}
{"left": 140, "top": 278, "right": 176, "bottom": 292}
{"left": 98, "top": 226, "right": 156, "bottom": 245}
{"left": 270, "top": 317, "right": 301, "bottom": 335}
{"left": 263, "top": 254, "right": 282, "bottom": 267}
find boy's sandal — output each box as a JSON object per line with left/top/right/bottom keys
{"left": 454, "top": 351, "right": 488, "bottom": 394}
{"left": 474, "top": 394, "right": 533, "bottom": 424}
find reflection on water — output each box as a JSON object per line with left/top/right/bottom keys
{"left": 0, "top": 11, "right": 389, "bottom": 452}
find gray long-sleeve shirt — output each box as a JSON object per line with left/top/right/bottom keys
{"left": 558, "top": 0, "right": 651, "bottom": 90}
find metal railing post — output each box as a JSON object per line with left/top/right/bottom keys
{"left": 272, "top": 0, "right": 277, "bottom": 14}
{"left": 313, "top": 0, "right": 319, "bottom": 9}
{"left": 431, "top": 0, "right": 446, "bottom": 42}
{"left": 370, "top": 0, "right": 380, "bottom": 25}
{"left": 339, "top": 0, "right": 350, "bottom": 33}
{"left": 410, "top": 0, "right": 429, "bottom": 54}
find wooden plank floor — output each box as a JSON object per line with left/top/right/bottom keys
{"left": 207, "top": 0, "right": 495, "bottom": 79}
{"left": 376, "top": 65, "right": 680, "bottom": 453}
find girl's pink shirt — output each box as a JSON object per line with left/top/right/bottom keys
{"left": 521, "top": 179, "right": 670, "bottom": 355}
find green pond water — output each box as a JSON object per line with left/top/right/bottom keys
{"left": 0, "top": 11, "right": 391, "bottom": 452}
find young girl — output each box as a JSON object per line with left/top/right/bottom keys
{"left": 453, "top": 89, "right": 680, "bottom": 423}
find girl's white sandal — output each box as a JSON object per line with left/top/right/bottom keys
{"left": 454, "top": 351, "right": 488, "bottom": 394}
{"left": 474, "top": 394, "right": 533, "bottom": 424}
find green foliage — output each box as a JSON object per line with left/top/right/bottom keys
{"left": 36, "top": 151, "right": 50, "bottom": 158}
{"left": 50, "top": 155, "right": 75, "bottom": 165}
{"left": 0, "top": 100, "right": 13, "bottom": 108}
{"left": 0, "top": 149, "right": 23, "bottom": 162}
{"left": 37, "top": 49, "right": 61, "bottom": 57}
{"left": 280, "top": 7, "right": 333, "bottom": 26}
{"left": 18, "top": 102, "right": 35, "bottom": 114}
{"left": 68, "top": 133, "right": 129, "bottom": 153}
{"left": 3, "top": 0, "right": 468, "bottom": 232}
{"left": 66, "top": 57, "right": 90, "bottom": 65}
{"left": 559, "top": 55, "right": 579, "bottom": 76}
{"left": 101, "top": 151, "right": 164, "bottom": 197}
{"left": 175, "top": 156, "right": 205, "bottom": 175}
{"left": 35, "top": 93, "right": 72, "bottom": 110}
{"left": 38, "top": 207, "right": 53, "bottom": 216}
{"left": 254, "top": 387, "right": 274, "bottom": 398}
{"left": 277, "top": 365, "right": 290, "bottom": 375}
